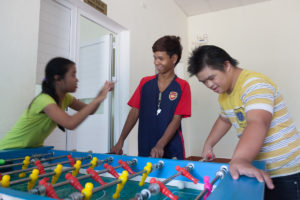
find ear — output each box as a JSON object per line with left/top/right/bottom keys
{"left": 224, "top": 61, "right": 231, "bottom": 72}
{"left": 171, "top": 54, "right": 178, "bottom": 65}
{"left": 54, "top": 75, "right": 61, "bottom": 81}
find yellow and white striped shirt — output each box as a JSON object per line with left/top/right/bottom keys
{"left": 218, "top": 69, "right": 300, "bottom": 177}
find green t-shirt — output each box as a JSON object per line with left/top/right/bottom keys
{"left": 0, "top": 93, "right": 73, "bottom": 150}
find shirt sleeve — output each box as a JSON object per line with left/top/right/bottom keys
{"left": 174, "top": 81, "right": 191, "bottom": 118}
{"left": 63, "top": 93, "right": 74, "bottom": 109}
{"left": 219, "top": 105, "right": 228, "bottom": 118}
{"left": 241, "top": 79, "right": 275, "bottom": 114}
{"left": 128, "top": 79, "right": 143, "bottom": 109}
{"left": 31, "top": 94, "right": 56, "bottom": 114}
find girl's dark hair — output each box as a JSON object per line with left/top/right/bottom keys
{"left": 152, "top": 35, "right": 182, "bottom": 66}
{"left": 30, "top": 57, "right": 75, "bottom": 131}
{"left": 41, "top": 57, "right": 75, "bottom": 104}
{"left": 188, "top": 45, "right": 239, "bottom": 76}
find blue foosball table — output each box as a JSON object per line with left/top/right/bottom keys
{"left": 0, "top": 146, "right": 264, "bottom": 200}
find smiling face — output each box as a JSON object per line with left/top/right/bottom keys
{"left": 196, "top": 65, "right": 232, "bottom": 94}
{"left": 153, "top": 51, "right": 177, "bottom": 75}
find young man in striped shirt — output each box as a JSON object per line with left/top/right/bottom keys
{"left": 188, "top": 45, "right": 300, "bottom": 200}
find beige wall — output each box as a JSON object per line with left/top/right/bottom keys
{"left": 187, "top": 0, "right": 300, "bottom": 158}
{"left": 0, "top": 1, "right": 40, "bottom": 138}
{"left": 102, "top": 0, "right": 188, "bottom": 156}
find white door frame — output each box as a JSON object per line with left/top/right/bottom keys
{"left": 64, "top": 0, "right": 130, "bottom": 153}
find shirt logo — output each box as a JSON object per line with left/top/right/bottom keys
{"left": 234, "top": 107, "right": 247, "bottom": 128}
{"left": 169, "top": 91, "right": 178, "bottom": 101}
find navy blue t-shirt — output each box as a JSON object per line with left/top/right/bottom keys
{"left": 128, "top": 75, "right": 191, "bottom": 159}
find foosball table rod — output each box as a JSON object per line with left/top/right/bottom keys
{"left": 194, "top": 165, "right": 228, "bottom": 200}
{"left": 1, "top": 155, "right": 91, "bottom": 177}
{"left": 63, "top": 160, "right": 164, "bottom": 200}
{"left": 136, "top": 163, "right": 198, "bottom": 200}
{"left": 0, "top": 154, "right": 70, "bottom": 170}
{"left": 0, "top": 152, "right": 54, "bottom": 165}
{"left": 29, "top": 158, "right": 136, "bottom": 198}
{"left": 7, "top": 156, "right": 112, "bottom": 187}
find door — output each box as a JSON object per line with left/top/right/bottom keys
{"left": 68, "top": 34, "right": 113, "bottom": 153}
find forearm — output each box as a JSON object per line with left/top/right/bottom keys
{"left": 45, "top": 82, "right": 113, "bottom": 130}
{"left": 118, "top": 108, "right": 139, "bottom": 143}
{"left": 66, "top": 98, "right": 104, "bottom": 129}
{"left": 204, "top": 115, "right": 232, "bottom": 148}
{"left": 70, "top": 98, "right": 100, "bottom": 115}
{"left": 156, "top": 115, "right": 182, "bottom": 148}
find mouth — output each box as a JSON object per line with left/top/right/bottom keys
{"left": 212, "top": 87, "right": 218, "bottom": 92}
{"left": 156, "top": 66, "right": 163, "bottom": 71}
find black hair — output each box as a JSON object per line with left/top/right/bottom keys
{"left": 29, "top": 57, "right": 75, "bottom": 131}
{"left": 41, "top": 57, "right": 75, "bottom": 104}
{"left": 152, "top": 35, "right": 182, "bottom": 66}
{"left": 188, "top": 45, "right": 239, "bottom": 76}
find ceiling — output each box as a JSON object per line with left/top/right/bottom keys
{"left": 174, "top": 0, "right": 270, "bottom": 16}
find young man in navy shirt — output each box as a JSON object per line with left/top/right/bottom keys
{"left": 111, "top": 35, "right": 191, "bottom": 159}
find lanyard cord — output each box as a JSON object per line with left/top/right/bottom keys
{"left": 157, "top": 92, "right": 162, "bottom": 115}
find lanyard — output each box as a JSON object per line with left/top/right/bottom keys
{"left": 157, "top": 92, "right": 162, "bottom": 115}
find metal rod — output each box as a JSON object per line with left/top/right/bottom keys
{"left": 64, "top": 161, "right": 163, "bottom": 200}
{"left": 57, "top": 159, "right": 137, "bottom": 195}
{"left": 162, "top": 172, "right": 182, "bottom": 185}
{"left": 95, "top": 161, "right": 164, "bottom": 194}
{"left": 3, "top": 156, "right": 91, "bottom": 176}
{"left": 9, "top": 159, "right": 92, "bottom": 186}
{"left": 0, "top": 153, "right": 53, "bottom": 164}
{"left": 194, "top": 176, "right": 219, "bottom": 200}
{"left": 92, "top": 168, "right": 146, "bottom": 193}
{"left": 0, "top": 155, "right": 69, "bottom": 170}
{"left": 194, "top": 166, "right": 228, "bottom": 200}
{"left": 52, "top": 170, "right": 91, "bottom": 188}
{"left": 135, "top": 162, "right": 190, "bottom": 200}
{"left": 52, "top": 157, "right": 116, "bottom": 188}
{"left": 162, "top": 163, "right": 192, "bottom": 185}
{"left": 92, "top": 178, "right": 121, "bottom": 193}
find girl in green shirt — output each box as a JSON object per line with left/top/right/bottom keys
{"left": 0, "top": 57, "right": 114, "bottom": 150}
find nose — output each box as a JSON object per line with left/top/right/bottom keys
{"left": 154, "top": 58, "right": 159, "bottom": 66}
{"left": 205, "top": 80, "right": 213, "bottom": 89}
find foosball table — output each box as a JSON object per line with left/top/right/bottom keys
{"left": 0, "top": 146, "right": 264, "bottom": 199}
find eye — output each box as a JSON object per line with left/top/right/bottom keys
{"left": 208, "top": 76, "right": 215, "bottom": 81}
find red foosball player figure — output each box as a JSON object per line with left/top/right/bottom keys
{"left": 38, "top": 178, "right": 60, "bottom": 200}
{"left": 35, "top": 160, "right": 45, "bottom": 175}
{"left": 150, "top": 178, "right": 179, "bottom": 200}
{"left": 86, "top": 168, "right": 106, "bottom": 185}
{"left": 176, "top": 166, "right": 199, "bottom": 184}
{"left": 65, "top": 173, "right": 83, "bottom": 191}
{"left": 104, "top": 163, "right": 119, "bottom": 178}
{"left": 118, "top": 160, "right": 135, "bottom": 174}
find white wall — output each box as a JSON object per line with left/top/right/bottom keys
{"left": 0, "top": 1, "right": 40, "bottom": 139}
{"left": 187, "top": 0, "right": 300, "bottom": 158}
{"left": 102, "top": 0, "right": 188, "bottom": 156}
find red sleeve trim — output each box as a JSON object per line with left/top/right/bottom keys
{"left": 174, "top": 78, "right": 191, "bottom": 118}
{"left": 127, "top": 75, "right": 156, "bottom": 108}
